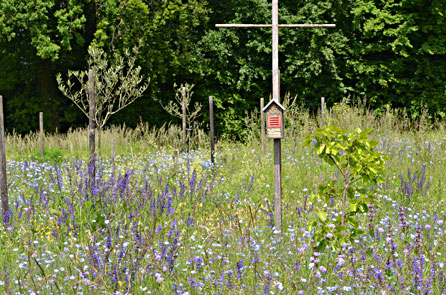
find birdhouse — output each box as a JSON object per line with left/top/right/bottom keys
{"left": 262, "top": 99, "right": 285, "bottom": 139}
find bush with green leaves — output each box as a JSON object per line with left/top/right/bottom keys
{"left": 305, "top": 126, "right": 388, "bottom": 251}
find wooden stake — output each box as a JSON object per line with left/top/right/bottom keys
{"left": 0, "top": 95, "right": 9, "bottom": 220}
{"left": 88, "top": 69, "right": 96, "bottom": 191}
{"left": 182, "top": 87, "right": 187, "bottom": 150}
{"left": 260, "top": 97, "right": 265, "bottom": 153}
{"left": 321, "top": 97, "right": 325, "bottom": 128}
{"left": 39, "top": 112, "right": 44, "bottom": 158}
{"left": 111, "top": 137, "right": 115, "bottom": 180}
{"left": 209, "top": 96, "right": 215, "bottom": 164}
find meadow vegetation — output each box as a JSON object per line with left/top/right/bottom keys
{"left": 1, "top": 100, "right": 446, "bottom": 294}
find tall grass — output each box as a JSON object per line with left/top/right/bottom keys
{"left": 1, "top": 101, "right": 446, "bottom": 294}
{"left": 5, "top": 122, "right": 208, "bottom": 160}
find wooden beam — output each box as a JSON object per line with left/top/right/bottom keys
{"left": 0, "top": 95, "right": 8, "bottom": 220}
{"left": 260, "top": 97, "right": 265, "bottom": 153}
{"left": 40, "top": 112, "right": 44, "bottom": 158}
{"left": 209, "top": 96, "right": 215, "bottom": 164}
{"left": 182, "top": 87, "right": 187, "bottom": 150}
{"left": 216, "top": 24, "right": 336, "bottom": 28}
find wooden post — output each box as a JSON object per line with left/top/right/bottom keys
{"left": 111, "top": 137, "right": 115, "bottom": 180}
{"left": 0, "top": 96, "right": 9, "bottom": 220}
{"left": 278, "top": 70, "right": 281, "bottom": 102}
{"left": 260, "top": 97, "right": 265, "bottom": 153}
{"left": 272, "top": 0, "right": 282, "bottom": 231}
{"left": 321, "top": 97, "right": 325, "bottom": 128}
{"left": 39, "top": 112, "right": 44, "bottom": 158}
{"left": 88, "top": 69, "right": 96, "bottom": 191}
{"left": 215, "top": 0, "right": 335, "bottom": 232}
{"left": 182, "top": 87, "right": 187, "bottom": 150}
{"left": 209, "top": 96, "right": 215, "bottom": 164}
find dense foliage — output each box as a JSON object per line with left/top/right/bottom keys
{"left": 0, "top": 0, "right": 445, "bottom": 135}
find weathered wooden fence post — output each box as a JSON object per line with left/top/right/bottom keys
{"left": 321, "top": 97, "right": 325, "bottom": 128}
{"left": 88, "top": 69, "right": 96, "bottom": 192}
{"left": 260, "top": 97, "right": 265, "bottom": 153}
{"left": 0, "top": 95, "right": 9, "bottom": 220}
{"left": 209, "top": 96, "right": 215, "bottom": 164}
{"left": 40, "top": 112, "right": 44, "bottom": 158}
{"left": 182, "top": 87, "right": 187, "bottom": 150}
{"left": 111, "top": 137, "right": 115, "bottom": 180}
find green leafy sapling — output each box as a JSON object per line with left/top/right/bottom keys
{"left": 304, "top": 126, "right": 388, "bottom": 251}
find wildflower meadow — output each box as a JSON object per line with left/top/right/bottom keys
{"left": 1, "top": 102, "right": 446, "bottom": 294}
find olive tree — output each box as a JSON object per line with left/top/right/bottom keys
{"left": 160, "top": 83, "right": 202, "bottom": 150}
{"left": 57, "top": 44, "right": 150, "bottom": 159}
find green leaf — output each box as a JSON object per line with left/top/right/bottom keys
{"left": 316, "top": 211, "right": 327, "bottom": 222}
{"left": 350, "top": 202, "right": 357, "bottom": 212}
{"left": 317, "top": 144, "right": 326, "bottom": 155}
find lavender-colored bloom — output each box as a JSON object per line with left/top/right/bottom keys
{"left": 337, "top": 257, "right": 345, "bottom": 267}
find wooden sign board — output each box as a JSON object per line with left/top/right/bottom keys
{"left": 262, "top": 99, "right": 285, "bottom": 139}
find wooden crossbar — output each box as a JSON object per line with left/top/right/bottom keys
{"left": 215, "top": 24, "right": 336, "bottom": 28}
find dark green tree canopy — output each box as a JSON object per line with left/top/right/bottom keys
{"left": 0, "top": 0, "right": 445, "bottom": 135}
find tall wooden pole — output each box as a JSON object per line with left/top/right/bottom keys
{"left": 88, "top": 69, "right": 96, "bottom": 191}
{"left": 209, "top": 96, "right": 215, "bottom": 164}
{"left": 39, "top": 112, "right": 44, "bottom": 158}
{"left": 0, "top": 96, "right": 9, "bottom": 220}
{"left": 215, "top": 0, "right": 335, "bottom": 232}
{"left": 182, "top": 87, "right": 187, "bottom": 150}
{"left": 260, "top": 97, "right": 265, "bottom": 153}
{"left": 272, "top": 0, "right": 282, "bottom": 231}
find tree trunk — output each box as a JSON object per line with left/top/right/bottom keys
{"left": 98, "top": 127, "right": 102, "bottom": 161}
{"left": 97, "top": 127, "right": 102, "bottom": 181}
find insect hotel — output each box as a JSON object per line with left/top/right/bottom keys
{"left": 262, "top": 99, "right": 285, "bottom": 139}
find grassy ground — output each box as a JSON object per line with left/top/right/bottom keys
{"left": 1, "top": 101, "right": 446, "bottom": 294}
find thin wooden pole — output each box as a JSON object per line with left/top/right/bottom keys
{"left": 321, "top": 97, "right": 325, "bottom": 128}
{"left": 272, "top": 1, "right": 279, "bottom": 104}
{"left": 0, "top": 95, "right": 9, "bottom": 220}
{"left": 111, "top": 137, "right": 115, "bottom": 180}
{"left": 209, "top": 96, "right": 215, "bottom": 164}
{"left": 272, "top": 0, "right": 282, "bottom": 231}
{"left": 182, "top": 87, "right": 187, "bottom": 150}
{"left": 39, "top": 112, "right": 44, "bottom": 158}
{"left": 260, "top": 97, "right": 265, "bottom": 153}
{"left": 88, "top": 69, "right": 96, "bottom": 191}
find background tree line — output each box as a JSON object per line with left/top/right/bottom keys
{"left": 0, "top": 0, "right": 444, "bottom": 137}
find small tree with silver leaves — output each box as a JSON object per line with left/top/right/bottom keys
{"left": 57, "top": 44, "right": 150, "bottom": 162}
